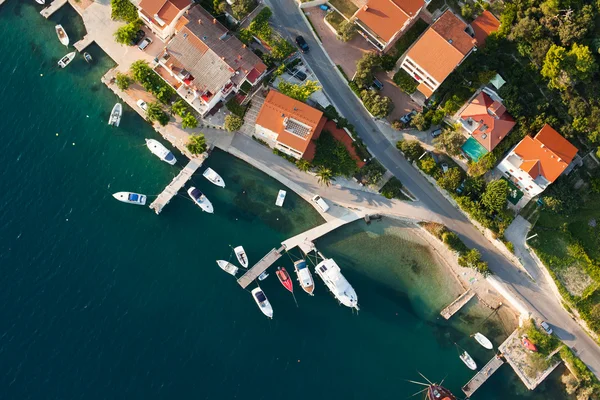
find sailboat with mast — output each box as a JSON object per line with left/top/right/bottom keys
{"left": 408, "top": 373, "right": 457, "bottom": 400}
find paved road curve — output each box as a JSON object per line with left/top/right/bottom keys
{"left": 265, "top": 0, "right": 600, "bottom": 377}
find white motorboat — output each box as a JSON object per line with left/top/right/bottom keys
{"left": 459, "top": 351, "right": 477, "bottom": 370}
{"left": 234, "top": 246, "right": 248, "bottom": 268}
{"left": 57, "top": 52, "right": 76, "bottom": 68}
{"left": 294, "top": 259, "right": 314, "bottom": 295}
{"left": 108, "top": 103, "right": 122, "bottom": 127}
{"left": 83, "top": 52, "right": 93, "bottom": 63}
{"left": 275, "top": 190, "right": 286, "bottom": 207}
{"left": 251, "top": 287, "right": 273, "bottom": 318}
{"left": 187, "top": 187, "right": 214, "bottom": 213}
{"left": 35, "top": 0, "right": 45, "bottom": 5}
{"left": 315, "top": 259, "right": 358, "bottom": 309}
{"left": 55, "top": 24, "right": 69, "bottom": 46}
{"left": 145, "top": 139, "right": 177, "bottom": 165}
{"left": 258, "top": 271, "right": 269, "bottom": 281}
{"left": 216, "top": 260, "right": 238, "bottom": 276}
{"left": 473, "top": 332, "right": 493, "bottom": 350}
{"left": 112, "top": 192, "right": 146, "bottom": 205}
{"left": 202, "top": 167, "right": 225, "bottom": 188}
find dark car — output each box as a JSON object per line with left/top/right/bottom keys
{"left": 130, "top": 29, "right": 145, "bottom": 46}
{"left": 295, "top": 36, "right": 309, "bottom": 53}
{"left": 400, "top": 110, "right": 416, "bottom": 124}
{"left": 370, "top": 77, "right": 383, "bottom": 91}
{"left": 290, "top": 68, "right": 307, "bottom": 81}
{"left": 431, "top": 128, "right": 443, "bottom": 138}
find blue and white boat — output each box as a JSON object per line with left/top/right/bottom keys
{"left": 187, "top": 187, "right": 214, "bottom": 213}
{"left": 145, "top": 139, "right": 176, "bottom": 165}
{"left": 112, "top": 192, "right": 146, "bottom": 205}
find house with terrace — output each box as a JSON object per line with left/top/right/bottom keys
{"left": 497, "top": 124, "right": 578, "bottom": 198}
{"left": 353, "top": 0, "right": 425, "bottom": 52}
{"left": 137, "top": 0, "right": 193, "bottom": 43}
{"left": 154, "top": 6, "right": 267, "bottom": 116}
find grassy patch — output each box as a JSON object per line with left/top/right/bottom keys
{"left": 328, "top": 0, "right": 358, "bottom": 18}
{"left": 325, "top": 9, "right": 345, "bottom": 32}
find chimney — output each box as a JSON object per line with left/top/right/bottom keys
{"left": 168, "top": 63, "right": 174, "bottom": 69}
{"left": 198, "top": 19, "right": 202, "bottom": 24}
{"left": 238, "top": 55, "right": 242, "bottom": 60}
{"left": 363, "top": 5, "right": 368, "bottom": 11}
{"left": 213, "top": 18, "right": 217, "bottom": 24}
{"left": 540, "top": 144, "right": 545, "bottom": 148}
{"left": 242, "top": 44, "right": 246, "bottom": 48}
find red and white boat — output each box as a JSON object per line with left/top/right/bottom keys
{"left": 276, "top": 267, "right": 293, "bottom": 293}
{"left": 522, "top": 337, "right": 538, "bottom": 352}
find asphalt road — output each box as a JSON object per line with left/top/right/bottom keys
{"left": 266, "top": 0, "right": 600, "bottom": 377}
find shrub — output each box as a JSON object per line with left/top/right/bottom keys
{"left": 481, "top": 179, "right": 509, "bottom": 214}
{"left": 313, "top": 130, "right": 358, "bottom": 177}
{"left": 110, "top": 0, "right": 138, "bottom": 23}
{"left": 224, "top": 114, "right": 243, "bottom": 132}
{"left": 115, "top": 72, "right": 132, "bottom": 90}
{"left": 129, "top": 60, "right": 175, "bottom": 105}
{"left": 181, "top": 113, "right": 198, "bottom": 129}
{"left": 361, "top": 90, "right": 393, "bottom": 118}
{"left": 458, "top": 248, "right": 491, "bottom": 276}
{"left": 114, "top": 20, "right": 142, "bottom": 45}
{"left": 419, "top": 156, "right": 438, "bottom": 176}
{"left": 338, "top": 20, "right": 357, "bottom": 42}
{"left": 437, "top": 167, "right": 463, "bottom": 192}
{"left": 393, "top": 69, "right": 418, "bottom": 94}
{"left": 354, "top": 52, "right": 381, "bottom": 89}
{"left": 171, "top": 99, "right": 189, "bottom": 117}
{"left": 278, "top": 80, "right": 320, "bottom": 102}
{"left": 410, "top": 111, "right": 431, "bottom": 131}
{"left": 442, "top": 231, "right": 469, "bottom": 253}
{"left": 231, "top": 0, "right": 256, "bottom": 20}
{"left": 380, "top": 177, "right": 404, "bottom": 199}
{"left": 186, "top": 134, "right": 207, "bottom": 155}
{"left": 273, "top": 148, "right": 297, "bottom": 164}
{"left": 226, "top": 98, "right": 246, "bottom": 117}
{"left": 392, "top": 120, "right": 404, "bottom": 130}
{"left": 146, "top": 102, "right": 169, "bottom": 126}
{"left": 361, "top": 160, "right": 386, "bottom": 185}
{"left": 433, "top": 129, "right": 466, "bottom": 156}
{"left": 396, "top": 139, "right": 424, "bottom": 161}
{"left": 296, "top": 159, "right": 311, "bottom": 172}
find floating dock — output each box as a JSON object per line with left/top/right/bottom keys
{"left": 237, "top": 246, "right": 286, "bottom": 289}
{"left": 440, "top": 289, "right": 476, "bottom": 319}
{"left": 462, "top": 355, "right": 505, "bottom": 397}
{"left": 40, "top": 0, "right": 68, "bottom": 18}
{"left": 149, "top": 158, "right": 203, "bottom": 214}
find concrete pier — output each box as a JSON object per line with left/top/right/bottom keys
{"left": 237, "top": 246, "right": 286, "bottom": 289}
{"left": 462, "top": 355, "right": 505, "bottom": 397}
{"left": 149, "top": 157, "right": 204, "bottom": 214}
{"left": 74, "top": 34, "right": 94, "bottom": 52}
{"left": 440, "top": 289, "right": 476, "bottom": 319}
{"left": 40, "top": 0, "right": 68, "bottom": 18}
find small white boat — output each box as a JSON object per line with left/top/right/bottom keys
{"left": 83, "top": 52, "right": 93, "bottom": 63}
{"left": 315, "top": 258, "right": 358, "bottom": 309}
{"left": 112, "top": 192, "right": 146, "bottom": 205}
{"left": 460, "top": 351, "right": 477, "bottom": 370}
{"left": 251, "top": 287, "right": 273, "bottom": 318}
{"left": 216, "top": 260, "right": 238, "bottom": 276}
{"left": 187, "top": 187, "right": 214, "bottom": 213}
{"left": 145, "top": 138, "right": 177, "bottom": 165}
{"left": 473, "top": 332, "right": 493, "bottom": 350}
{"left": 55, "top": 24, "right": 69, "bottom": 46}
{"left": 234, "top": 246, "right": 248, "bottom": 268}
{"left": 108, "top": 103, "right": 122, "bottom": 127}
{"left": 275, "top": 190, "right": 287, "bottom": 207}
{"left": 202, "top": 167, "right": 225, "bottom": 188}
{"left": 57, "top": 52, "right": 76, "bottom": 68}
{"left": 258, "top": 271, "right": 269, "bottom": 281}
{"left": 35, "top": 0, "right": 46, "bottom": 5}
{"left": 294, "top": 259, "right": 314, "bottom": 295}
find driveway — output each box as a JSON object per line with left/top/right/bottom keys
{"left": 376, "top": 71, "right": 420, "bottom": 121}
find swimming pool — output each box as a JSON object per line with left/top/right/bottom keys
{"left": 461, "top": 137, "right": 488, "bottom": 162}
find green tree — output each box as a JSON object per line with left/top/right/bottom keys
{"left": 481, "top": 179, "right": 509, "bottom": 214}
{"left": 114, "top": 20, "right": 141, "bottom": 45}
{"left": 316, "top": 167, "right": 334, "bottom": 186}
{"left": 360, "top": 90, "right": 393, "bottom": 118}
{"left": 146, "top": 102, "right": 164, "bottom": 123}
{"left": 437, "top": 167, "right": 462, "bottom": 192}
{"left": 110, "top": 0, "right": 138, "bottom": 23}
{"left": 115, "top": 72, "right": 132, "bottom": 90}
{"left": 458, "top": 248, "right": 490, "bottom": 275}
{"left": 213, "top": 0, "right": 227, "bottom": 14}
{"left": 224, "top": 114, "right": 243, "bottom": 132}
{"left": 419, "top": 156, "right": 438, "bottom": 175}
{"left": 468, "top": 152, "right": 497, "bottom": 176}
{"left": 541, "top": 44, "right": 597, "bottom": 90}
{"left": 433, "top": 129, "right": 466, "bottom": 156}
{"left": 410, "top": 112, "right": 430, "bottom": 131}
{"left": 171, "top": 99, "right": 188, "bottom": 117}
{"left": 271, "top": 38, "right": 295, "bottom": 60}
{"left": 181, "top": 113, "right": 198, "bottom": 129}
{"left": 337, "top": 20, "right": 357, "bottom": 42}
{"left": 278, "top": 80, "right": 320, "bottom": 102}
{"left": 186, "top": 134, "right": 207, "bottom": 155}
{"left": 296, "top": 159, "right": 311, "bottom": 172}
{"left": 354, "top": 52, "right": 380, "bottom": 88}
{"left": 231, "top": 0, "right": 256, "bottom": 20}
{"left": 396, "top": 140, "right": 424, "bottom": 161}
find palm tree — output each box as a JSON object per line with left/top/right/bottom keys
{"left": 296, "top": 159, "right": 311, "bottom": 172}
{"left": 316, "top": 167, "right": 334, "bottom": 187}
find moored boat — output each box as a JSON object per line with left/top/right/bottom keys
{"left": 276, "top": 267, "right": 293, "bottom": 293}
{"left": 234, "top": 246, "right": 248, "bottom": 268}
{"left": 459, "top": 351, "right": 477, "bottom": 370}
{"left": 187, "top": 187, "right": 214, "bottom": 213}
{"left": 258, "top": 271, "right": 269, "bottom": 281}
{"left": 293, "top": 259, "right": 314, "bottom": 295}
{"left": 57, "top": 52, "right": 76, "bottom": 68}
{"left": 108, "top": 103, "right": 122, "bottom": 127}
{"left": 427, "top": 384, "right": 457, "bottom": 400}
{"left": 251, "top": 287, "right": 273, "bottom": 318}
{"left": 145, "top": 138, "right": 177, "bottom": 165}
{"left": 55, "top": 24, "right": 69, "bottom": 46}
{"left": 473, "top": 332, "right": 493, "bottom": 350}
{"left": 216, "top": 260, "right": 238, "bottom": 276}
{"left": 315, "top": 258, "right": 358, "bottom": 309}
{"left": 275, "top": 190, "right": 286, "bottom": 207}
{"left": 83, "top": 52, "right": 93, "bottom": 63}
{"left": 35, "top": 0, "right": 45, "bottom": 4}
{"left": 112, "top": 192, "right": 147, "bottom": 205}
{"left": 522, "top": 337, "right": 537, "bottom": 352}
{"left": 202, "top": 167, "right": 225, "bottom": 188}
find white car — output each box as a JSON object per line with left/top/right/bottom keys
{"left": 311, "top": 195, "right": 330, "bottom": 213}
{"left": 136, "top": 99, "right": 147, "bottom": 111}
{"left": 540, "top": 321, "right": 553, "bottom": 335}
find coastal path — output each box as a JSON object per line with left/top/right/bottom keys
{"left": 263, "top": 0, "right": 600, "bottom": 377}
{"left": 149, "top": 157, "right": 204, "bottom": 215}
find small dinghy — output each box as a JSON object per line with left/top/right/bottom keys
{"left": 187, "top": 187, "right": 214, "bottom": 213}
{"left": 234, "top": 246, "right": 248, "bottom": 268}
{"left": 112, "top": 192, "right": 146, "bottom": 205}
{"left": 83, "top": 52, "right": 93, "bottom": 63}
{"left": 276, "top": 267, "right": 293, "bottom": 293}
{"left": 275, "top": 190, "right": 286, "bottom": 207}
{"left": 55, "top": 24, "right": 69, "bottom": 46}
{"left": 473, "top": 332, "right": 493, "bottom": 350}
{"left": 251, "top": 287, "right": 273, "bottom": 318}
{"left": 57, "top": 52, "right": 76, "bottom": 68}
{"left": 459, "top": 351, "right": 477, "bottom": 370}
{"left": 35, "top": 0, "right": 46, "bottom": 5}
{"left": 258, "top": 271, "right": 269, "bottom": 281}
{"left": 216, "top": 260, "right": 238, "bottom": 276}
{"left": 522, "top": 337, "right": 537, "bottom": 352}
{"left": 293, "top": 259, "right": 314, "bottom": 295}
{"left": 202, "top": 167, "right": 225, "bottom": 188}
{"left": 145, "top": 139, "right": 177, "bottom": 165}
{"left": 108, "top": 103, "right": 122, "bottom": 127}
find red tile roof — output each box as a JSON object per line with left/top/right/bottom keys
{"left": 354, "top": 0, "right": 424, "bottom": 42}
{"left": 470, "top": 10, "right": 500, "bottom": 47}
{"left": 460, "top": 92, "right": 515, "bottom": 151}
{"left": 139, "top": 0, "right": 192, "bottom": 28}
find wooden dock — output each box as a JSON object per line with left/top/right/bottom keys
{"left": 149, "top": 158, "right": 203, "bottom": 214}
{"left": 41, "top": 0, "right": 68, "bottom": 18}
{"left": 440, "top": 289, "right": 475, "bottom": 319}
{"left": 462, "top": 355, "right": 505, "bottom": 397}
{"left": 237, "top": 246, "right": 286, "bottom": 289}
{"left": 74, "top": 35, "right": 94, "bottom": 52}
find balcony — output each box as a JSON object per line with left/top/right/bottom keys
{"left": 177, "top": 85, "right": 209, "bottom": 115}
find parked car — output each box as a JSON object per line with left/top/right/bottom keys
{"left": 431, "top": 128, "right": 443, "bottom": 138}
{"left": 130, "top": 29, "right": 145, "bottom": 46}
{"left": 370, "top": 77, "right": 383, "bottom": 91}
{"left": 295, "top": 35, "right": 309, "bottom": 53}
{"left": 136, "top": 99, "right": 148, "bottom": 111}
{"left": 540, "top": 321, "right": 553, "bottom": 335}
{"left": 400, "top": 110, "right": 416, "bottom": 124}
{"left": 441, "top": 163, "right": 449, "bottom": 173}
{"left": 290, "top": 68, "right": 307, "bottom": 82}
{"left": 311, "top": 195, "right": 330, "bottom": 213}
{"left": 138, "top": 37, "right": 152, "bottom": 51}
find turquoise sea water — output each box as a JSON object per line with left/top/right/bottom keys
{"left": 0, "top": 2, "right": 569, "bottom": 399}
